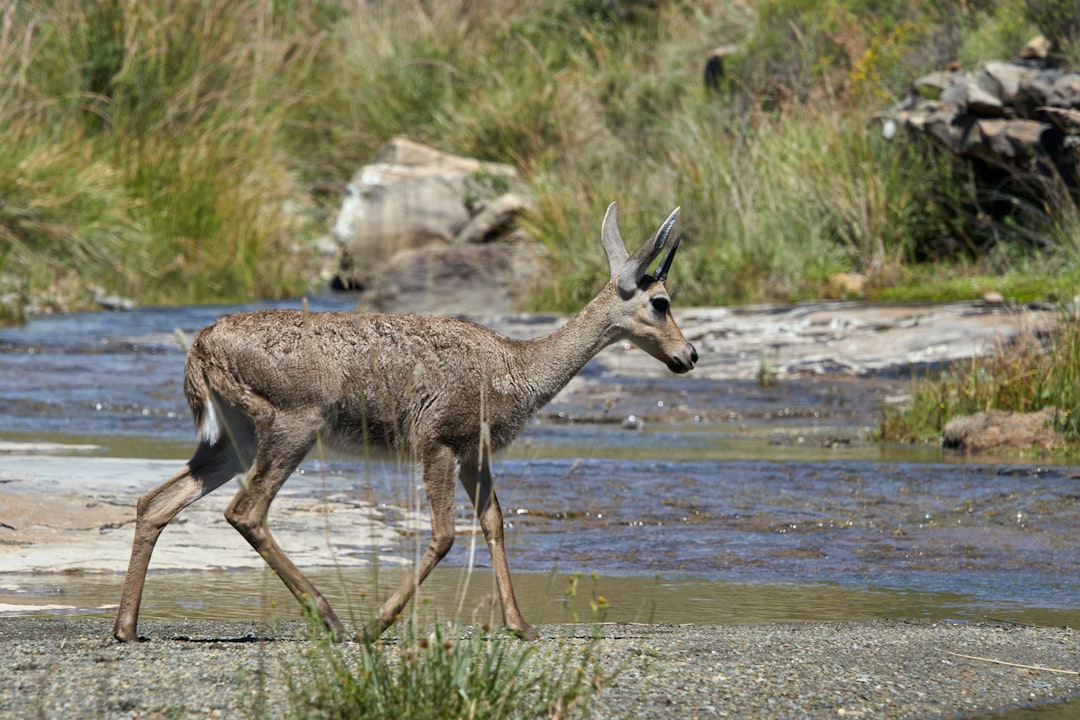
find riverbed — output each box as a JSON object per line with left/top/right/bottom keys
{"left": 0, "top": 298, "right": 1077, "bottom": 634}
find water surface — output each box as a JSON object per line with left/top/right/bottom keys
{"left": 1, "top": 300, "right": 1077, "bottom": 631}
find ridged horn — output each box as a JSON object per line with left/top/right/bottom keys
{"left": 619, "top": 206, "right": 680, "bottom": 296}
{"left": 652, "top": 233, "right": 681, "bottom": 283}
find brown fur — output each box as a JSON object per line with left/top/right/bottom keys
{"left": 112, "top": 202, "right": 697, "bottom": 643}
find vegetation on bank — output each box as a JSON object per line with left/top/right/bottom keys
{"left": 247, "top": 573, "right": 611, "bottom": 719}
{"left": 880, "top": 308, "right": 1080, "bottom": 448}
{"left": 4, "top": 0, "right": 1080, "bottom": 446}
{"left": 2, "top": 0, "right": 1080, "bottom": 323}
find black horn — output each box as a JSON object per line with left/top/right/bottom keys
{"left": 652, "top": 233, "right": 682, "bottom": 284}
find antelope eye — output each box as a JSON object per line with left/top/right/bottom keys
{"left": 650, "top": 296, "right": 670, "bottom": 314}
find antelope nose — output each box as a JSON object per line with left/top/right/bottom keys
{"left": 690, "top": 343, "right": 698, "bottom": 364}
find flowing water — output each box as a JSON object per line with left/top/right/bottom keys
{"left": 0, "top": 298, "right": 1078, "bottom": 633}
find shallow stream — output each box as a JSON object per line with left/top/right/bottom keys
{"left": 0, "top": 299, "right": 1077, "bottom": 631}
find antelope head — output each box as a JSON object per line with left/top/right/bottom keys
{"left": 600, "top": 202, "right": 698, "bottom": 374}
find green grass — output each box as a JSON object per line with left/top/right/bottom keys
{"left": 2, "top": 0, "right": 1079, "bottom": 316}
{"left": 276, "top": 618, "right": 603, "bottom": 720}
{"left": 880, "top": 309, "right": 1080, "bottom": 446}
{"left": 255, "top": 567, "right": 612, "bottom": 720}
{"left": 875, "top": 267, "right": 1080, "bottom": 304}
{"left": 0, "top": 0, "right": 321, "bottom": 308}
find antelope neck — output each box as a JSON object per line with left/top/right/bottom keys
{"left": 516, "top": 288, "right": 622, "bottom": 406}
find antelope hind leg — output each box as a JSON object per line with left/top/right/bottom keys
{"left": 113, "top": 440, "right": 243, "bottom": 642}
{"left": 224, "top": 449, "right": 349, "bottom": 641}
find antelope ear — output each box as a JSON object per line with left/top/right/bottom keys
{"left": 618, "top": 207, "right": 680, "bottom": 297}
{"left": 600, "top": 202, "right": 628, "bottom": 277}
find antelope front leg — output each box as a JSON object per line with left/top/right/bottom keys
{"left": 365, "top": 446, "right": 458, "bottom": 641}
{"left": 460, "top": 454, "right": 537, "bottom": 640}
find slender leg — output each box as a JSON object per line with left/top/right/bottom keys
{"left": 460, "top": 452, "right": 537, "bottom": 640}
{"left": 113, "top": 440, "right": 243, "bottom": 642}
{"left": 223, "top": 424, "right": 346, "bottom": 640}
{"left": 365, "top": 444, "right": 458, "bottom": 641}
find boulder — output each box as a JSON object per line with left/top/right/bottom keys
{"left": 881, "top": 56, "right": 1079, "bottom": 218}
{"left": 942, "top": 408, "right": 1063, "bottom": 452}
{"left": 363, "top": 239, "right": 542, "bottom": 317}
{"left": 332, "top": 137, "right": 528, "bottom": 290}
{"left": 328, "top": 137, "right": 543, "bottom": 316}
{"left": 825, "top": 272, "right": 867, "bottom": 299}
{"left": 452, "top": 192, "right": 530, "bottom": 246}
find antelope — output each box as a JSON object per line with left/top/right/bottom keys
{"left": 112, "top": 202, "right": 697, "bottom": 643}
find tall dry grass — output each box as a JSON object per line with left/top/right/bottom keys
{"left": 2, "top": 0, "right": 1079, "bottom": 317}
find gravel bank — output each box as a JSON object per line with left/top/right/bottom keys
{"left": 0, "top": 617, "right": 1076, "bottom": 719}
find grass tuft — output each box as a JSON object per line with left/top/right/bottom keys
{"left": 281, "top": 618, "right": 603, "bottom": 720}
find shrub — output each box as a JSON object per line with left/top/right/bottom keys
{"left": 880, "top": 309, "right": 1080, "bottom": 446}
{"left": 281, "top": 620, "right": 602, "bottom": 720}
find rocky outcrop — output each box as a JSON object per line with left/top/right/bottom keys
{"left": 942, "top": 407, "right": 1063, "bottom": 452}
{"left": 885, "top": 59, "right": 1080, "bottom": 162}
{"left": 882, "top": 56, "right": 1080, "bottom": 216}
{"left": 493, "top": 300, "right": 1057, "bottom": 382}
{"left": 331, "top": 137, "right": 540, "bottom": 315}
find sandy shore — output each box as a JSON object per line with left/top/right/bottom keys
{"left": 2, "top": 447, "right": 1079, "bottom": 718}
{"left": 0, "top": 455, "right": 422, "bottom": 581}
{"left": 0, "top": 617, "right": 1076, "bottom": 719}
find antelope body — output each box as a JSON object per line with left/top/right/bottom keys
{"left": 112, "top": 202, "right": 697, "bottom": 642}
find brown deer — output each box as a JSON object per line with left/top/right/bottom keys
{"left": 112, "top": 202, "right": 697, "bottom": 642}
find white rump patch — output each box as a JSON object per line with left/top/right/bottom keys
{"left": 199, "top": 401, "right": 222, "bottom": 445}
